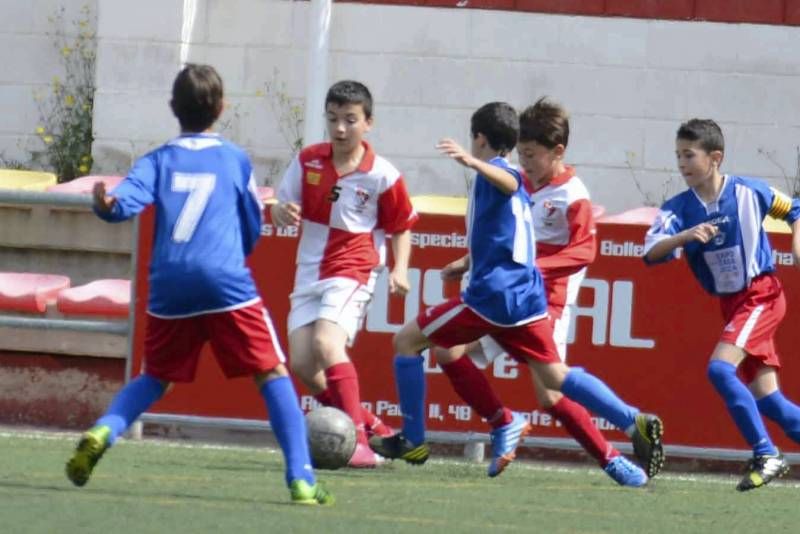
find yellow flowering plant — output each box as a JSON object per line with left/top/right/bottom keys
{"left": 31, "top": 5, "right": 96, "bottom": 182}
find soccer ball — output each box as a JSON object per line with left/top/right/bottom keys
{"left": 305, "top": 406, "right": 357, "bottom": 470}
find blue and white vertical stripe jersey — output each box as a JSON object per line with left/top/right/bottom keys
{"left": 463, "top": 156, "right": 548, "bottom": 325}
{"left": 644, "top": 175, "right": 800, "bottom": 296}
{"left": 95, "top": 133, "right": 264, "bottom": 317}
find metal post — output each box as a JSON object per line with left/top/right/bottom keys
{"left": 303, "top": 0, "right": 332, "bottom": 145}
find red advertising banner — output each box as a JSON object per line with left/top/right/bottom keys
{"left": 131, "top": 204, "right": 800, "bottom": 453}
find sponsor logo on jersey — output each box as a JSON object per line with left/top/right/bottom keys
{"left": 306, "top": 171, "right": 321, "bottom": 185}
{"left": 305, "top": 159, "right": 323, "bottom": 170}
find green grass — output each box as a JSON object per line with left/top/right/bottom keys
{"left": 1, "top": 430, "right": 798, "bottom": 533}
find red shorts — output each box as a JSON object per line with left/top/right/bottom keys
{"left": 143, "top": 302, "right": 285, "bottom": 382}
{"left": 417, "top": 297, "right": 560, "bottom": 364}
{"left": 719, "top": 274, "right": 785, "bottom": 384}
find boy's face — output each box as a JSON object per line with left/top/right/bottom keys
{"left": 325, "top": 102, "right": 372, "bottom": 154}
{"left": 517, "top": 140, "right": 563, "bottom": 183}
{"left": 675, "top": 138, "right": 722, "bottom": 188}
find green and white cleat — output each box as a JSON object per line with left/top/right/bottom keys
{"left": 66, "top": 425, "right": 111, "bottom": 487}
{"left": 290, "top": 480, "right": 335, "bottom": 506}
{"left": 631, "top": 413, "right": 664, "bottom": 478}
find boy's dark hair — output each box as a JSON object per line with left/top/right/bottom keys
{"left": 470, "top": 102, "right": 518, "bottom": 155}
{"left": 676, "top": 118, "right": 725, "bottom": 153}
{"left": 519, "top": 97, "right": 570, "bottom": 149}
{"left": 170, "top": 64, "right": 224, "bottom": 132}
{"left": 325, "top": 80, "right": 373, "bottom": 119}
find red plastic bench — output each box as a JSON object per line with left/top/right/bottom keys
{"left": 56, "top": 279, "right": 131, "bottom": 318}
{"left": 597, "top": 206, "right": 659, "bottom": 226}
{"left": 46, "top": 175, "right": 124, "bottom": 194}
{"left": 0, "top": 272, "right": 71, "bottom": 313}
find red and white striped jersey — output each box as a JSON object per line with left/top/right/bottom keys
{"left": 527, "top": 166, "right": 597, "bottom": 316}
{"left": 277, "top": 141, "right": 418, "bottom": 287}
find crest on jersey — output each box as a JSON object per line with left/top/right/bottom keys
{"left": 542, "top": 200, "right": 558, "bottom": 218}
{"left": 354, "top": 187, "right": 371, "bottom": 211}
{"left": 306, "top": 172, "right": 321, "bottom": 185}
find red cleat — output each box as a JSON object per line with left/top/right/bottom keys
{"left": 367, "top": 417, "right": 395, "bottom": 438}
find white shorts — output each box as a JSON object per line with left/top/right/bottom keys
{"left": 469, "top": 306, "right": 572, "bottom": 366}
{"left": 287, "top": 276, "right": 374, "bottom": 344}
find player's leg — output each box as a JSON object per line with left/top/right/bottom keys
{"left": 208, "top": 303, "right": 332, "bottom": 504}
{"left": 714, "top": 273, "right": 790, "bottom": 490}
{"left": 65, "top": 314, "right": 199, "bottom": 487}
{"left": 437, "top": 341, "right": 531, "bottom": 477}
{"left": 708, "top": 343, "right": 786, "bottom": 491}
{"left": 255, "top": 366, "right": 333, "bottom": 505}
{"left": 508, "top": 316, "right": 661, "bottom": 479}
{"left": 435, "top": 342, "right": 514, "bottom": 429}
{"left": 752, "top": 365, "right": 800, "bottom": 444}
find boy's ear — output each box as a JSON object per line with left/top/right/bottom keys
{"left": 553, "top": 144, "right": 566, "bottom": 159}
{"left": 711, "top": 150, "right": 724, "bottom": 168}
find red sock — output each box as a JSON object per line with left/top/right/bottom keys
{"left": 314, "top": 389, "right": 334, "bottom": 407}
{"left": 547, "top": 396, "right": 619, "bottom": 467}
{"left": 440, "top": 356, "right": 513, "bottom": 429}
{"left": 316, "top": 388, "right": 380, "bottom": 430}
{"left": 325, "top": 362, "right": 368, "bottom": 444}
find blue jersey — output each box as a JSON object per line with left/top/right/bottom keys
{"left": 463, "top": 157, "right": 548, "bottom": 325}
{"left": 96, "top": 133, "right": 264, "bottom": 317}
{"left": 644, "top": 174, "right": 800, "bottom": 296}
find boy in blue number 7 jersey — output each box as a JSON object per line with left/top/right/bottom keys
{"left": 644, "top": 118, "right": 800, "bottom": 491}
{"left": 65, "top": 64, "right": 332, "bottom": 505}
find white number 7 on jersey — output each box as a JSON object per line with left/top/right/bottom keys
{"left": 171, "top": 172, "right": 216, "bottom": 242}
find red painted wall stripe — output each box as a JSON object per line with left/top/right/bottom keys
{"left": 345, "top": 0, "right": 800, "bottom": 26}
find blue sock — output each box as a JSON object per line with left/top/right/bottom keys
{"left": 757, "top": 390, "right": 800, "bottom": 444}
{"left": 707, "top": 360, "right": 776, "bottom": 456}
{"left": 561, "top": 368, "right": 638, "bottom": 431}
{"left": 260, "top": 376, "right": 315, "bottom": 487}
{"left": 395, "top": 355, "right": 426, "bottom": 445}
{"left": 96, "top": 374, "right": 164, "bottom": 445}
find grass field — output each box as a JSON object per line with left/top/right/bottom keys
{"left": 1, "top": 430, "right": 798, "bottom": 534}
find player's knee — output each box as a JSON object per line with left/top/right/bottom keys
{"left": 537, "top": 389, "right": 562, "bottom": 409}
{"left": 253, "top": 364, "right": 288, "bottom": 386}
{"left": 431, "top": 345, "right": 457, "bottom": 365}
{"left": 707, "top": 359, "right": 735, "bottom": 385}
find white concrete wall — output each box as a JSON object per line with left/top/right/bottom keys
{"left": 0, "top": 0, "right": 97, "bottom": 167}
{"left": 4, "top": 0, "right": 800, "bottom": 213}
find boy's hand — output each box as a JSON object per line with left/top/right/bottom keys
{"left": 437, "top": 138, "right": 476, "bottom": 168}
{"left": 92, "top": 182, "right": 117, "bottom": 214}
{"left": 270, "top": 202, "right": 301, "bottom": 227}
{"left": 441, "top": 258, "right": 469, "bottom": 281}
{"left": 683, "top": 222, "right": 719, "bottom": 244}
{"left": 388, "top": 268, "right": 410, "bottom": 296}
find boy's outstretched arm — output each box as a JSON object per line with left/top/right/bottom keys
{"left": 93, "top": 157, "right": 157, "bottom": 223}
{"left": 436, "top": 138, "right": 518, "bottom": 195}
{"left": 644, "top": 222, "right": 718, "bottom": 263}
{"left": 388, "top": 229, "right": 412, "bottom": 295}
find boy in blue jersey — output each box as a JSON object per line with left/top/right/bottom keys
{"left": 644, "top": 118, "right": 800, "bottom": 491}
{"left": 370, "top": 102, "right": 664, "bottom": 480}
{"left": 65, "top": 64, "right": 332, "bottom": 505}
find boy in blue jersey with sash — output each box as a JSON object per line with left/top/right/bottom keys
{"left": 65, "top": 64, "right": 332, "bottom": 505}
{"left": 370, "top": 102, "right": 664, "bottom": 480}
{"left": 644, "top": 118, "right": 800, "bottom": 491}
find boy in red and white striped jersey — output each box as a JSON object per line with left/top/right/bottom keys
{"left": 271, "top": 80, "right": 418, "bottom": 468}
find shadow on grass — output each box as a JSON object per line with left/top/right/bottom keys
{"left": 0, "top": 478, "right": 297, "bottom": 507}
